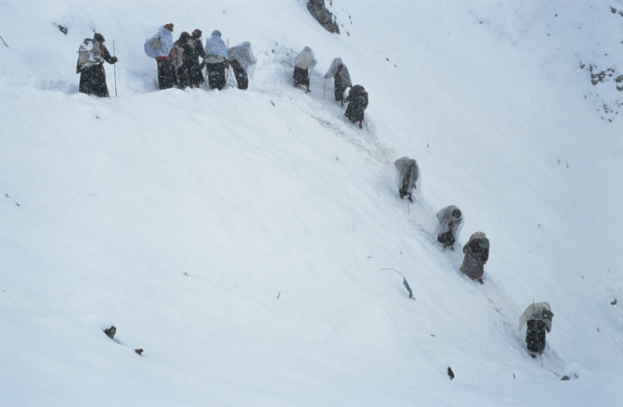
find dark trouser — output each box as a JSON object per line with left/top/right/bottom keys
{"left": 345, "top": 102, "right": 365, "bottom": 123}
{"left": 293, "top": 67, "right": 309, "bottom": 87}
{"left": 79, "top": 64, "right": 109, "bottom": 97}
{"left": 189, "top": 61, "right": 205, "bottom": 87}
{"left": 399, "top": 173, "right": 412, "bottom": 199}
{"left": 335, "top": 85, "right": 346, "bottom": 102}
{"left": 334, "top": 77, "right": 346, "bottom": 101}
{"left": 177, "top": 63, "right": 192, "bottom": 89}
{"left": 232, "top": 65, "right": 249, "bottom": 90}
{"left": 437, "top": 231, "right": 456, "bottom": 247}
{"left": 526, "top": 320, "right": 547, "bottom": 354}
{"left": 206, "top": 62, "right": 227, "bottom": 90}
{"left": 157, "top": 59, "right": 176, "bottom": 90}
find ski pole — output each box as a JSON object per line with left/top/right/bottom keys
{"left": 113, "top": 41, "right": 118, "bottom": 97}
{"left": 323, "top": 78, "right": 326, "bottom": 99}
{"left": 0, "top": 35, "right": 9, "bottom": 48}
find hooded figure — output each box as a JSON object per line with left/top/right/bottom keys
{"left": 344, "top": 85, "right": 369, "bottom": 128}
{"left": 76, "top": 33, "right": 118, "bottom": 97}
{"left": 436, "top": 206, "right": 464, "bottom": 250}
{"left": 293, "top": 46, "right": 317, "bottom": 92}
{"left": 173, "top": 32, "right": 193, "bottom": 89}
{"left": 228, "top": 42, "right": 257, "bottom": 90}
{"left": 324, "top": 58, "right": 352, "bottom": 104}
{"left": 459, "top": 232, "right": 489, "bottom": 282}
{"left": 394, "top": 157, "right": 419, "bottom": 202}
{"left": 204, "top": 30, "right": 229, "bottom": 90}
{"left": 144, "top": 24, "right": 176, "bottom": 90}
{"left": 188, "top": 29, "right": 206, "bottom": 88}
{"left": 518, "top": 302, "right": 553, "bottom": 356}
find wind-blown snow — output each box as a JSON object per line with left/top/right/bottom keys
{"left": 0, "top": 1, "right": 622, "bottom": 406}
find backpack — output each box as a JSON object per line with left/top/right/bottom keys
{"left": 172, "top": 43, "right": 184, "bottom": 68}
{"left": 350, "top": 85, "right": 368, "bottom": 107}
{"left": 149, "top": 36, "right": 162, "bottom": 52}
{"left": 77, "top": 39, "right": 103, "bottom": 72}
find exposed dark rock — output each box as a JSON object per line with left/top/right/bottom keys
{"left": 103, "top": 326, "right": 116, "bottom": 340}
{"left": 307, "top": 0, "right": 340, "bottom": 34}
{"left": 135, "top": 348, "right": 144, "bottom": 356}
{"left": 447, "top": 366, "right": 455, "bottom": 380}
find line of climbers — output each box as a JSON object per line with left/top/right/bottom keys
{"left": 75, "top": 29, "right": 553, "bottom": 360}
{"left": 394, "top": 157, "right": 553, "bottom": 358}
{"left": 294, "top": 47, "right": 369, "bottom": 128}
{"left": 76, "top": 28, "right": 369, "bottom": 130}
{"left": 143, "top": 24, "right": 255, "bottom": 91}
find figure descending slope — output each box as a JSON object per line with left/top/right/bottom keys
{"left": 435, "top": 206, "right": 464, "bottom": 250}
{"left": 518, "top": 302, "right": 554, "bottom": 357}
{"left": 394, "top": 157, "right": 419, "bottom": 203}
{"left": 188, "top": 29, "right": 206, "bottom": 88}
{"left": 324, "top": 58, "right": 352, "bottom": 105}
{"left": 204, "top": 30, "right": 229, "bottom": 90}
{"left": 144, "top": 24, "right": 175, "bottom": 90}
{"left": 344, "top": 84, "right": 369, "bottom": 128}
{"left": 459, "top": 232, "right": 489, "bottom": 283}
{"left": 173, "top": 32, "right": 193, "bottom": 89}
{"left": 228, "top": 42, "right": 257, "bottom": 90}
{"left": 76, "top": 33, "right": 118, "bottom": 97}
{"left": 293, "top": 46, "right": 317, "bottom": 92}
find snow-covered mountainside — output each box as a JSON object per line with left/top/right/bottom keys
{"left": 1, "top": 1, "right": 622, "bottom": 406}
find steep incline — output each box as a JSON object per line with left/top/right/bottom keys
{"left": 0, "top": 1, "right": 621, "bottom": 406}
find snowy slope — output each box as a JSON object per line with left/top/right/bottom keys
{"left": 1, "top": 1, "right": 622, "bottom": 406}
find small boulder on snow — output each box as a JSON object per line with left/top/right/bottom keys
{"left": 103, "top": 326, "right": 116, "bottom": 340}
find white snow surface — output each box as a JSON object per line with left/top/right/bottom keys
{"left": 1, "top": 1, "right": 622, "bottom": 406}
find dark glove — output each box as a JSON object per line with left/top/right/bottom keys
{"left": 110, "top": 56, "right": 118, "bottom": 64}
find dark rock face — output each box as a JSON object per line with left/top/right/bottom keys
{"left": 307, "top": 0, "right": 340, "bottom": 34}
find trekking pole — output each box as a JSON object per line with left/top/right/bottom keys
{"left": 228, "top": 67, "right": 236, "bottom": 88}
{"left": 226, "top": 39, "right": 230, "bottom": 88}
{"left": 204, "top": 61, "right": 209, "bottom": 91}
{"left": 113, "top": 41, "right": 118, "bottom": 97}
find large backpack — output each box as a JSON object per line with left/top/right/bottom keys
{"left": 149, "top": 36, "right": 162, "bottom": 53}
{"left": 77, "top": 39, "right": 103, "bottom": 72}
{"left": 171, "top": 43, "right": 184, "bottom": 68}
{"left": 144, "top": 31, "right": 173, "bottom": 59}
{"left": 350, "top": 85, "right": 368, "bottom": 107}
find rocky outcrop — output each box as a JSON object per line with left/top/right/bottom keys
{"left": 307, "top": 0, "right": 340, "bottom": 34}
